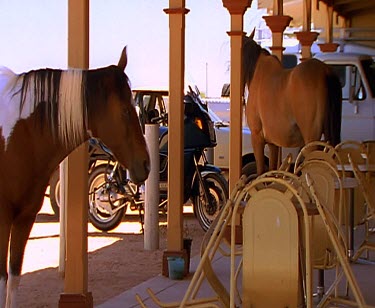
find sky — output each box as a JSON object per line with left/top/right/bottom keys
{"left": 0, "top": 0, "right": 264, "bottom": 97}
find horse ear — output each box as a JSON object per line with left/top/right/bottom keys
{"left": 118, "top": 46, "right": 128, "bottom": 71}
{"left": 249, "top": 28, "right": 255, "bottom": 40}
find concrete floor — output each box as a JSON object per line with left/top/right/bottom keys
{"left": 97, "top": 225, "right": 375, "bottom": 308}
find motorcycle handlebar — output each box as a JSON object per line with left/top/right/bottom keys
{"left": 150, "top": 113, "right": 168, "bottom": 124}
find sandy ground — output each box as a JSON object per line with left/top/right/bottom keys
{"left": 16, "top": 198, "right": 205, "bottom": 307}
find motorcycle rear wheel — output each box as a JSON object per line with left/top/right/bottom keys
{"left": 193, "top": 172, "right": 228, "bottom": 232}
{"left": 88, "top": 165, "right": 126, "bottom": 232}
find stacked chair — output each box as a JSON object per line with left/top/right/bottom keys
{"left": 295, "top": 156, "right": 348, "bottom": 304}
{"left": 335, "top": 140, "right": 367, "bottom": 228}
{"left": 136, "top": 141, "right": 374, "bottom": 307}
{"left": 349, "top": 154, "right": 375, "bottom": 262}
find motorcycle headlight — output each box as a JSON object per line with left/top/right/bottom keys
{"left": 195, "top": 118, "right": 203, "bottom": 130}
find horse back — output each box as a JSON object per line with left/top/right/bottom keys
{"left": 248, "top": 57, "right": 336, "bottom": 145}
{"left": 288, "top": 59, "right": 342, "bottom": 145}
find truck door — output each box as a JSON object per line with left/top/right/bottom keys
{"left": 330, "top": 64, "right": 374, "bottom": 142}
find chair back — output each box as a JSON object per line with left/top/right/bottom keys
{"left": 335, "top": 140, "right": 366, "bottom": 164}
{"left": 349, "top": 155, "right": 375, "bottom": 219}
{"left": 364, "top": 140, "right": 375, "bottom": 164}
{"left": 306, "top": 173, "right": 367, "bottom": 307}
{"left": 241, "top": 176, "right": 312, "bottom": 307}
{"left": 296, "top": 159, "right": 343, "bottom": 269}
{"left": 294, "top": 141, "right": 343, "bottom": 176}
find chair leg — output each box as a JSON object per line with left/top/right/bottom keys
{"left": 316, "top": 270, "right": 325, "bottom": 300}
{"left": 352, "top": 240, "right": 375, "bottom": 262}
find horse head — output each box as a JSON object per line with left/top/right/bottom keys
{"left": 86, "top": 48, "right": 150, "bottom": 184}
{"left": 242, "top": 31, "right": 263, "bottom": 88}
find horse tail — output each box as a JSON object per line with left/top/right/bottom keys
{"left": 324, "top": 72, "right": 342, "bottom": 146}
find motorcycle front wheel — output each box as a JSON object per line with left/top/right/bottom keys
{"left": 88, "top": 165, "right": 127, "bottom": 231}
{"left": 193, "top": 172, "right": 229, "bottom": 232}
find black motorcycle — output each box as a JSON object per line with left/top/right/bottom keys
{"left": 87, "top": 89, "right": 228, "bottom": 232}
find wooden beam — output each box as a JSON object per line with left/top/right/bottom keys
{"left": 222, "top": 0, "right": 251, "bottom": 193}
{"left": 162, "top": 0, "right": 189, "bottom": 278}
{"left": 59, "top": 0, "right": 91, "bottom": 307}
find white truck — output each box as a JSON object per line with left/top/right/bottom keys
{"left": 206, "top": 51, "right": 375, "bottom": 176}
{"left": 315, "top": 52, "right": 375, "bottom": 142}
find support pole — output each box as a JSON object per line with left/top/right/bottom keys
{"left": 318, "top": 0, "right": 339, "bottom": 52}
{"left": 144, "top": 124, "right": 160, "bottom": 250}
{"left": 222, "top": 0, "right": 251, "bottom": 247}
{"left": 295, "top": 0, "right": 318, "bottom": 61}
{"left": 263, "top": 15, "right": 293, "bottom": 61}
{"left": 263, "top": 13, "right": 292, "bottom": 169}
{"left": 162, "top": 0, "right": 189, "bottom": 278}
{"left": 59, "top": 0, "right": 92, "bottom": 307}
{"left": 222, "top": 0, "right": 251, "bottom": 193}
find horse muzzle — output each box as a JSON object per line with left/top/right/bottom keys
{"left": 129, "top": 158, "right": 150, "bottom": 184}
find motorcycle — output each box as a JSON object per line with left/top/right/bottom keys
{"left": 87, "top": 88, "right": 228, "bottom": 232}
{"left": 48, "top": 88, "right": 228, "bottom": 232}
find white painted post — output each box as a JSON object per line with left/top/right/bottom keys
{"left": 144, "top": 124, "right": 160, "bottom": 250}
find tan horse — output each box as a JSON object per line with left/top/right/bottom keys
{"left": 243, "top": 33, "right": 342, "bottom": 175}
{"left": 0, "top": 48, "right": 150, "bottom": 307}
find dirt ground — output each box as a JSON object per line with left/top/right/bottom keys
{"left": 17, "top": 201, "right": 206, "bottom": 308}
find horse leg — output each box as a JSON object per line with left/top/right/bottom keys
{"left": 0, "top": 208, "right": 12, "bottom": 308}
{"left": 252, "top": 132, "right": 266, "bottom": 175}
{"left": 268, "top": 144, "right": 280, "bottom": 171}
{"left": 6, "top": 213, "right": 36, "bottom": 308}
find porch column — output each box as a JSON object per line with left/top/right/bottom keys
{"left": 222, "top": 0, "right": 251, "bottom": 194}
{"left": 263, "top": 3, "right": 292, "bottom": 169}
{"left": 295, "top": 0, "right": 319, "bottom": 60}
{"left": 162, "top": 1, "right": 190, "bottom": 277}
{"left": 59, "top": 0, "right": 91, "bottom": 307}
{"left": 318, "top": 0, "right": 339, "bottom": 52}
{"left": 263, "top": 14, "right": 292, "bottom": 61}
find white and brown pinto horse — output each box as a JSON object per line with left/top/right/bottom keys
{"left": 0, "top": 48, "right": 150, "bottom": 307}
{"left": 243, "top": 33, "right": 342, "bottom": 175}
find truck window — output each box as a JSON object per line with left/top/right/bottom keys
{"left": 362, "top": 59, "right": 375, "bottom": 98}
{"left": 330, "top": 64, "right": 365, "bottom": 101}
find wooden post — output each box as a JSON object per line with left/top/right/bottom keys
{"left": 162, "top": 0, "right": 190, "bottom": 278}
{"left": 263, "top": 15, "right": 293, "bottom": 61}
{"left": 303, "top": 0, "right": 312, "bottom": 31}
{"left": 295, "top": 0, "right": 319, "bottom": 61}
{"left": 318, "top": 0, "right": 339, "bottom": 52}
{"left": 59, "top": 0, "right": 92, "bottom": 307}
{"left": 221, "top": 0, "right": 251, "bottom": 246}
{"left": 263, "top": 13, "right": 291, "bottom": 169}
{"left": 296, "top": 31, "right": 319, "bottom": 60}
{"left": 273, "top": 0, "right": 283, "bottom": 16}
{"left": 222, "top": 0, "right": 251, "bottom": 194}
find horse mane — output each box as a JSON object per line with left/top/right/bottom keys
{"left": 2, "top": 67, "right": 87, "bottom": 148}
{"left": 242, "top": 36, "right": 271, "bottom": 88}
{"left": 0, "top": 65, "right": 132, "bottom": 150}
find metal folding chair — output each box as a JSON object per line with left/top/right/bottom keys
{"left": 306, "top": 173, "right": 373, "bottom": 307}
{"left": 349, "top": 154, "right": 375, "bottom": 262}
{"left": 296, "top": 159, "right": 346, "bottom": 302}
{"left": 234, "top": 174, "right": 315, "bottom": 307}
